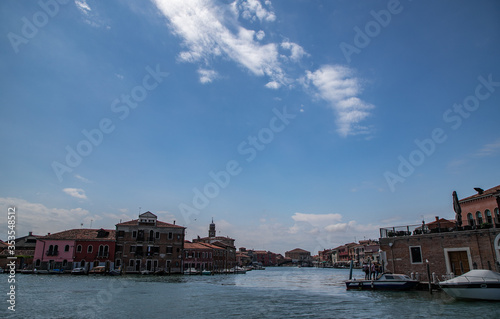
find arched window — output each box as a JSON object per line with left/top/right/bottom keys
{"left": 104, "top": 245, "right": 109, "bottom": 256}
{"left": 149, "top": 230, "right": 154, "bottom": 240}
{"left": 54, "top": 245, "right": 58, "bottom": 252}
{"left": 77, "top": 245, "right": 82, "bottom": 253}
{"left": 64, "top": 245, "right": 70, "bottom": 252}
{"left": 87, "top": 245, "right": 93, "bottom": 253}
{"left": 476, "top": 211, "right": 483, "bottom": 225}
{"left": 485, "top": 210, "right": 492, "bottom": 224}
{"left": 467, "top": 213, "right": 474, "bottom": 226}
{"left": 495, "top": 208, "right": 500, "bottom": 222}
{"left": 48, "top": 245, "right": 53, "bottom": 255}
{"left": 98, "top": 245, "right": 104, "bottom": 257}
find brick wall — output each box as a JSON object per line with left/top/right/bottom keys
{"left": 380, "top": 228, "right": 500, "bottom": 278}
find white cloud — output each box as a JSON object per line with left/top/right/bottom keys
{"left": 75, "top": 0, "right": 91, "bottom": 15}
{"left": 152, "top": 0, "right": 287, "bottom": 86}
{"left": 255, "top": 30, "right": 265, "bottom": 41}
{"left": 62, "top": 188, "right": 87, "bottom": 200}
{"left": 475, "top": 138, "right": 500, "bottom": 158}
{"left": 74, "top": 174, "right": 90, "bottom": 183}
{"left": 265, "top": 81, "right": 280, "bottom": 89}
{"left": 291, "top": 212, "right": 342, "bottom": 227}
{"left": 236, "top": 0, "right": 276, "bottom": 22}
{"left": 198, "top": 68, "right": 219, "bottom": 84}
{"left": 0, "top": 197, "right": 101, "bottom": 236}
{"left": 281, "top": 41, "right": 308, "bottom": 62}
{"left": 302, "top": 65, "right": 374, "bottom": 136}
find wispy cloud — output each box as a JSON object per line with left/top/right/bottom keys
{"left": 74, "top": 174, "right": 91, "bottom": 183}
{"left": 75, "top": 0, "right": 91, "bottom": 15}
{"left": 151, "top": 0, "right": 374, "bottom": 136}
{"left": 151, "top": 0, "right": 294, "bottom": 88}
{"left": 198, "top": 68, "right": 219, "bottom": 84}
{"left": 0, "top": 197, "right": 101, "bottom": 235}
{"left": 63, "top": 188, "right": 87, "bottom": 200}
{"left": 302, "top": 65, "right": 374, "bottom": 136}
{"left": 474, "top": 138, "right": 500, "bottom": 158}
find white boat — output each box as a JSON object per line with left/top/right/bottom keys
{"left": 232, "top": 266, "right": 247, "bottom": 274}
{"left": 438, "top": 269, "right": 500, "bottom": 301}
{"left": 345, "top": 273, "right": 419, "bottom": 290}
{"left": 201, "top": 270, "right": 212, "bottom": 275}
{"left": 184, "top": 268, "right": 199, "bottom": 275}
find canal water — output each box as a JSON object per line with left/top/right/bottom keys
{"left": 1, "top": 267, "right": 498, "bottom": 318}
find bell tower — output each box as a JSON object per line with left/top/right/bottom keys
{"left": 208, "top": 218, "right": 216, "bottom": 237}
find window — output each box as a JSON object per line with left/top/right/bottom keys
{"left": 54, "top": 245, "right": 59, "bottom": 252}
{"left": 168, "top": 232, "right": 173, "bottom": 240}
{"left": 87, "top": 245, "right": 93, "bottom": 253}
{"left": 177, "top": 234, "right": 181, "bottom": 240}
{"left": 64, "top": 245, "right": 70, "bottom": 252}
{"left": 80, "top": 260, "right": 86, "bottom": 267}
{"left": 156, "top": 232, "right": 160, "bottom": 239}
{"left": 117, "top": 230, "right": 125, "bottom": 238}
{"left": 35, "top": 259, "right": 41, "bottom": 267}
{"left": 116, "top": 245, "right": 123, "bottom": 252}
{"left": 130, "top": 246, "right": 136, "bottom": 252}
{"left": 409, "top": 246, "right": 422, "bottom": 264}
{"left": 476, "top": 211, "right": 483, "bottom": 225}
{"left": 132, "top": 231, "right": 137, "bottom": 238}
{"left": 467, "top": 213, "right": 474, "bottom": 226}
{"left": 129, "top": 259, "right": 134, "bottom": 267}
{"left": 77, "top": 245, "right": 82, "bottom": 253}
{"left": 485, "top": 210, "right": 492, "bottom": 224}
{"left": 115, "top": 259, "right": 121, "bottom": 267}
{"left": 166, "top": 246, "right": 173, "bottom": 254}
{"left": 495, "top": 208, "right": 500, "bottom": 221}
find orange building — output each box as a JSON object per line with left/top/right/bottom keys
{"left": 458, "top": 185, "right": 500, "bottom": 228}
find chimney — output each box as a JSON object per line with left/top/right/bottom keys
{"left": 435, "top": 216, "right": 439, "bottom": 222}
{"left": 29, "top": 231, "right": 33, "bottom": 236}
{"left": 173, "top": 220, "right": 176, "bottom": 225}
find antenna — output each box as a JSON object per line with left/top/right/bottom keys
{"left": 90, "top": 219, "right": 93, "bottom": 228}
{"left": 81, "top": 223, "right": 83, "bottom": 228}
{"left": 139, "top": 207, "right": 141, "bottom": 214}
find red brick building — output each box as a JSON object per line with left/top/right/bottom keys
{"left": 115, "top": 212, "right": 185, "bottom": 274}
{"left": 380, "top": 185, "right": 500, "bottom": 277}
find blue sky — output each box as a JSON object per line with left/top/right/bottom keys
{"left": 1, "top": 0, "right": 499, "bottom": 254}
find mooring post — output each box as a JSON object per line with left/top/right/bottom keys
{"left": 426, "top": 260, "right": 432, "bottom": 294}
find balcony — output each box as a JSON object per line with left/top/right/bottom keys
{"left": 46, "top": 250, "right": 59, "bottom": 256}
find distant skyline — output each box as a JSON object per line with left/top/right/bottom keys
{"left": 1, "top": 0, "right": 500, "bottom": 255}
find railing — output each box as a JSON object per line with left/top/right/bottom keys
{"left": 380, "top": 224, "right": 428, "bottom": 238}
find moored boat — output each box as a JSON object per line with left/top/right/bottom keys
{"left": 71, "top": 267, "right": 87, "bottom": 275}
{"left": 438, "top": 269, "right": 500, "bottom": 301}
{"left": 345, "top": 273, "right": 419, "bottom": 290}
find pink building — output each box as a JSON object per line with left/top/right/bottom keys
{"left": 34, "top": 237, "right": 75, "bottom": 271}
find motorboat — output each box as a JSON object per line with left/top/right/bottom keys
{"left": 184, "top": 268, "right": 199, "bottom": 275}
{"left": 201, "top": 270, "right": 212, "bottom": 275}
{"left": 232, "top": 266, "right": 247, "bottom": 274}
{"left": 71, "top": 267, "right": 87, "bottom": 275}
{"left": 438, "top": 269, "right": 500, "bottom": 301}
{"left": 345, "top": 273, "right": 419, "bottom": 290}
{"left": 109, "top": 267, "right": 122, "bottom": 276}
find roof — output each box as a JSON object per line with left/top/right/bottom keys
{"left": 184, "top": 242, "right": 212, "bottom": 250}
{"left": 116, "top": 219, "right": 185, "bottom": 229}
{"left": 40, "top": 228, "right": 115, "bottom": 241}
{"left": 459, "top": 185, "right": 500, "bottom": 202}
{"left": 286, "top": 248, "right": 310, "bottom": 254}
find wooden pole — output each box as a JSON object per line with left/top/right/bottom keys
{"left": 426, "top": 262, "right": 432, "bottom": 294}
{"left": 349, "top": 260, "right": 354, "bottom": 280}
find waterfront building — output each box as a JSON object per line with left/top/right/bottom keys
{"left": 33, "top": 228, "right": 115, "bottom": 271}
{"left": 192, "top": 219, "right": 237, "bottom": 270}
{"left": 458, "top": 185, "right": 500, "bottom": 228}
{"left": 115, "top": 211, "right": 185, "bottom": 274}
{"left": 184, "top": 241, "right": 214, "bottom": 271}
{"left": 285, "top": 248, "right": 311, "bottom": 265}
{"left": 379, "top": 186, "right": 500, "bottom": 277}
{"left": 0, "top": 231, "right": 40, "bottom": 270}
